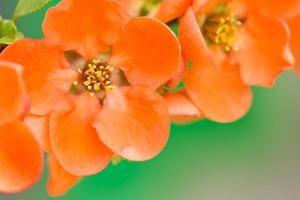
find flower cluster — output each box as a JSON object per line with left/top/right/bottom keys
{"left": 0, "top": 0, "right": 299, "bottom": 196}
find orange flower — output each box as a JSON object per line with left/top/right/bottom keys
{"left": 0, "top": 0, "right": 180, "bottom": 195}
{"left": 0, "top": 61, "right": 43, "bottom": 194}
{"left": 155, "top": 0, "right": 295, "bottom": 123}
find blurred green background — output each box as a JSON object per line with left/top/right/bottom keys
{"left": 1, "top": 0, "right": 300, "bottom": 199}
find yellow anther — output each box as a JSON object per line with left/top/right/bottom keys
{"left": 202, "top": 9, "right": 242, "bottom": 52}
{"left": 92, "top": 59, "right": 101, "bottom": 65}
{"left": 84, "top": 80, "right": 91, "bottom": 86}
{"left": 93, "top": 83, "right": 100, "bottom": 91}
{"left": 74, "top": 59, "right": 116, "bottom": 94}
{"left": 95, "top": 71, "right": 102, "bottom": 77}
{"left": 105, "top": 85, "right": 116, "bottom": 92}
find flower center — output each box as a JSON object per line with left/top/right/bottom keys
{"left": 73, "top": 59, "right": 116, "bottom": 96}
{"left": 202, "top": 8, "right": 242, "bottom": 52}
{"left": 140, "top": 0, "right": 162, "bottom": 16}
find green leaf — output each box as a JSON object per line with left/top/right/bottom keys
{"left": 168, "top": 20, "right": 179, "bottom": 36}
{"left": 13, "top": 0, "right": 52, "bottom": 19}
{"left": 0, "top": 16, "right": 23, "bottom": 45}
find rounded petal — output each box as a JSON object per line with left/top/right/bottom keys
{"left": 242, "top": 0, "right": 300, "bottom": 19}
{"left": 43, "top": 0, "right": 130, "bottom": 59}
{"left": 186, "top": 61, "right": 253, "bottom": 123}
{"left": 49, "top": 93, "right": 112, "bottom": 176}
{"left": 0, "top": 39, "right": 73, "bottom": 115}
{"left": 232, "top": 12, "right": 294, "bottom": 87}
{"left": 0, "top": 120, "right": 43, "bottom": 193}
{"left": 163, "top": 91, "right": 202, "bottom": 123}
{"left": 24, "top": 114, "right": 51, "bottom": 152}
{"left": 47, "top": 154, "right": 80, "bottom": 197}
{"left": 154, "top": 0, "right": 192, "bottom": 23}
{"left": 288, "top": 14, "right": 300, "bottom": 72}
{"left": 180, "top": 8, "right": 252, "bottom": 123}
{"left": 110, "top": 17, "right": 180, "bottom": 89}
{"left": 0, "top": 61, "right": 27, "bottom": 125}
{"left": 93, "top": 86, "right": 170, "bottom": 161}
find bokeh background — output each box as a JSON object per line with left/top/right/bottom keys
{"left": 0, "top": 0, "right": 300, "bottom": 199}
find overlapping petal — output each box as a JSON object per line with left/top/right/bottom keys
{"left": 242, "top": 0, "right": 300, "bottom": 19}
{"left": 47, "top": 154, "right": 80, "bottom": 197}
{"left": 232, "top": 12, "right": 294, "bottom": 87}
{"left": 0, "top": 39, "right": 74, "bottom": 115}
{"left": 43, "top": 0, "right": 130, "bottom": 59}
{"left": 49, "top": 94, "right": 112, "bottom": 176}
{"left": 24, "top": 114, "right": 50, "bottom": 151}
{"left": 110, "top": 17, "right": 180, "bottom": 89}
{"left": 94, "top": 86, "right": 170, "bottom": 161}
{"left": 163, "top": 90, "right": 202, "bottom": 123}
{"left": 178, "top": 8, "right": 211, "bottom": 62}
{"left": 0, "top": 61, "right": 27, "bottom": 125}
{"left": 192, "top": 0, "right": 208, "bottom": 13}
{"left": 155, "top": 0, "right": 192, "bottom": 23}
{"left": 167, "top": 55, "right": 187, "bottom": 88}
{"left": 180, "top": 7, "right": 252, "bottom": 123}
{"left": 0, "top": 120, "right": 43, "bottom": 193}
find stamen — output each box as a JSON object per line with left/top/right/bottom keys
{"left": 73, "top": 59, "right": 116, "bottom": 95}
{"left": 140, "top": 0, "right": 163, "bottom": 16}
{"left": 202, "top": 9, "right": 242, "bottom": 52}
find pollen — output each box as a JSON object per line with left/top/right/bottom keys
{"left": 73, "top": 59, "right": 116, "bottom": 95}
{"left": 202, "top": 10, "right": 242, "bottom": 52}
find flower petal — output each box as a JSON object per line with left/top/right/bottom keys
{"left": 0, "top": 39, "right": 73, "bottom": 115}
{"left": 110, "top": 17, "right": 180, "bottom": 89}
{"left": 93, "top": 86, "right": 170, "bottom": 161}
{"left": 0, "top": 61, "right": 27, "bottom": 125}
{"left": 242, "top": 0, "right": 300, "bottom": 19}
{"left": 192, "top": 0, "right": 205, "bottom": 12}
{"left": 24, "top": 114, "right": 51, "bottom": 152}
{"left": 47, "top": 154, "right": 80, "bottom": 197}
{"left": 49, "top": 93, "right": 112, "bottom": 176}
{"left": 154, "top": 0, "right": 192, "bottom": 23}
{"left": 186, "top": 61, "right": 253, "bottom": 123}
{"left": 0, "top": 120, "right": 43, "bottom": 193}
{"left": 163, "top": 90, "right": 202, "bottom": 123}
{"left": 43, "top": 0, "right": 130, "bottom": 59}
{"left": 288, "top": 14, "right": 300, "bottom": 72}
{"left": 178, "top": 7, "right": 211, "bottom": 62}
{"left": 117, "top": 0, "right": 142, "bottom": 16}
{"left": 232, "top": 12, "right": 294, "bottom": 87}
{"left": 180, "top": 8, "right": 252, "bottom": 123}
{"left": 167, "top": 55, "right": 187, "bottom": 88}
